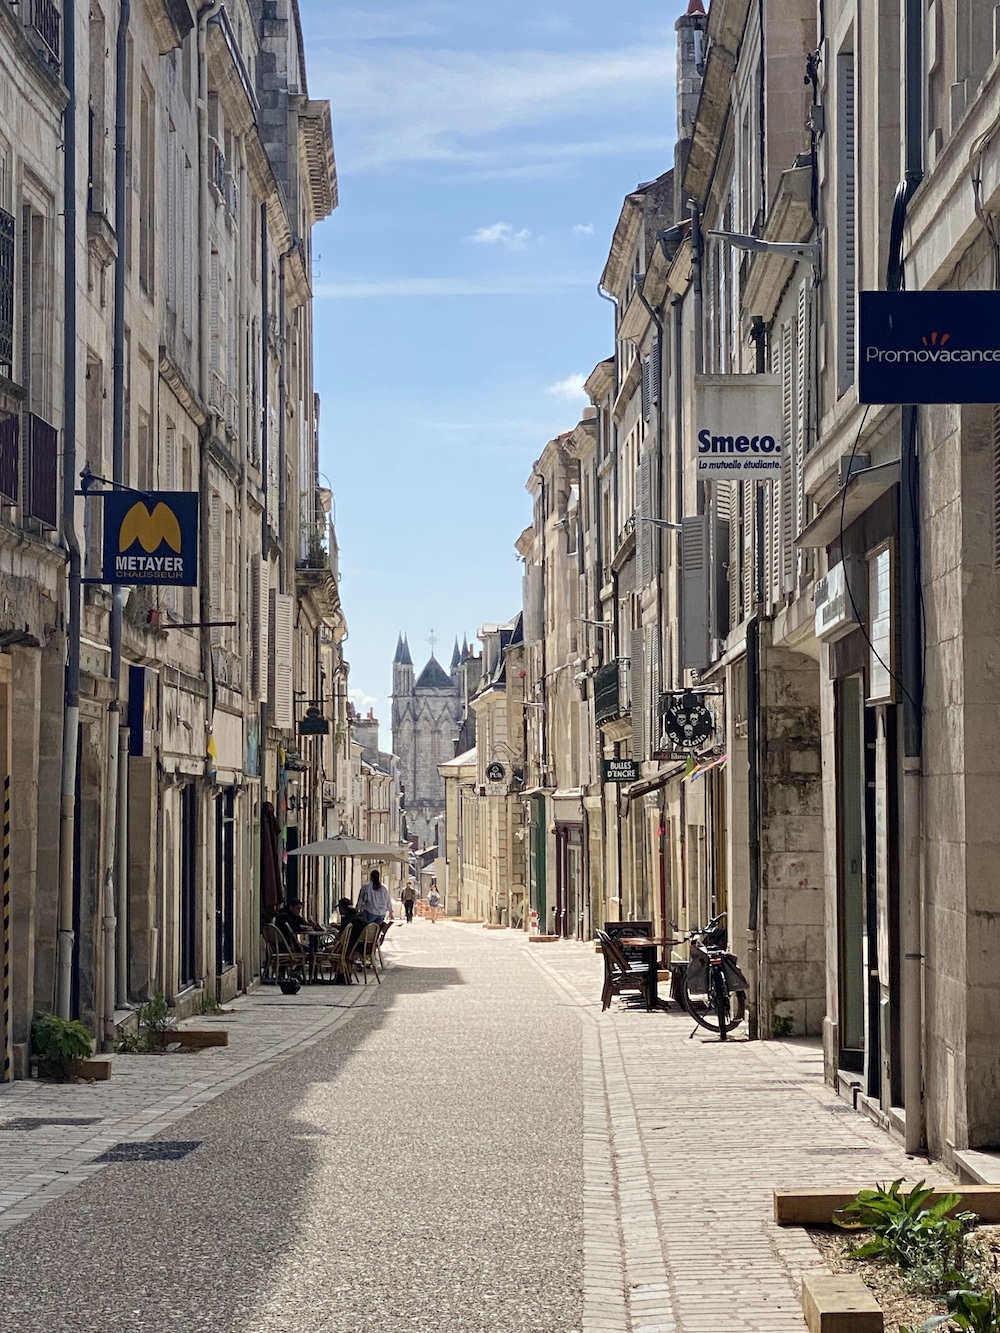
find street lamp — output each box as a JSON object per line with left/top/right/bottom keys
{"left": 707, "top": 229, "right": 821, "bottom": 270}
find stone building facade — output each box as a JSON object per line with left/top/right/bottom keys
{"left": 391, "top": 634, "right": 466, "bottom": 851}
{"left": 0, "top": 0, "right": 350, "bottom": 1076}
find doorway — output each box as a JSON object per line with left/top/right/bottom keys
{"left": 215, "top": 787, "right": 235, "bottom": 974}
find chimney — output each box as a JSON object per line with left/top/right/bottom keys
{"left": 675, "top": 0, "right": 708, "bottom": 218}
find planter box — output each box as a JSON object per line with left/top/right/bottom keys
{"left": 528, "top": 935, "right": 559, "bottom": 944}
{"left": 151, "top": 1028, "right": 229, "bottom": 1050}
{"left": 70, "top": 1055, "right": 113, "bottom": 1081}
{"left": 776, "top": 1185, "right": 1000, "bottom": 1226}
{"left": 801, "top": 1272, "right": 882, "bottom": 1333}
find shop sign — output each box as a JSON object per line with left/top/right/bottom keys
{"left": 659, "top": 691, "right": 715, "bottom": 752}
{"left": 485, "top": 782, "right": 509, "bottom": 797}
{"left": 859, "top": 290, "right": 1000, "bottom": 404}
{"left": 602, "top": 758, "right": 640, "bottom": 783}
{"left": 694, "top": 374, "right": 782, "bottom": 476}
{"left": 814, "top": 559, "right": 860, "bottom": 641}
{"left": 103, "top": 491, "right": 199, "bottom": 585}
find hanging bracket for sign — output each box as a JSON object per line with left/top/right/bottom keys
{"left": 76, "top": 470, "right": 200, "bottom": 587}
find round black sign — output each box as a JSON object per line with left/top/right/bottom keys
{"left": 660, "top": 693, "right": 714, "bottom": 752}
{"left": 485, "top": 761, "right": 506, "bottom": 782}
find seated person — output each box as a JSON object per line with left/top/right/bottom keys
{"left": 331, "top": 897, "right": 367, "bottom": 951}
{"left": 275, "top": 898, "right": 319, "bottom": 951}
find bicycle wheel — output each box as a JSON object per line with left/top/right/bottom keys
{"left": 683, "top": 968, "right": 746, "bottom": 1036}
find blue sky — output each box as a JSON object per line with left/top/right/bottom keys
{"left": 299, "top": 0, "right": 679, "bottom": 728}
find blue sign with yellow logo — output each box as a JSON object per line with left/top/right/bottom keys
{"left": 859, "top": 290, "right": 1000, "bottom": 404}
{"left": 103, "top": 491, "right": 199, "bottom": 586}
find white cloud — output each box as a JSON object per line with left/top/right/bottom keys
{"left": 471, "top": 222, "right": 532, "bottom": 250}
{"left": 314, "top": 273, "right": 592, "bottom": 299}
{"left": 349, "top": 687, "right": 379, "bottom": 714}
{"left": 546, "top": 373, "right": 588, "bottom": 403}
{"left": 315, "top": 44, "right": 676, "bottom": 172}
{"left": 573, "top": 223, "right": 595, "bottom": 235}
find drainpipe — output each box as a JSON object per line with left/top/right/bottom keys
{"left": 102, "top": 0, "right": 131, "bottom": 1048}
{"left": 746, "top": 612, "right": 762, "bottom": 1039}
{"left": 57, "top": 0, "right": 80, "bottom": 1019}
{"left": 888, "top": 0, "right": 925, "bottom": 1156}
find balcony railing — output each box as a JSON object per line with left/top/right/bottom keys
{"left": 0, "top": 414, "right": 18, "bottom": 504}
{"left": 29, "top": 0, "right": 61, "bottom": 66}
{"left": 593, "top": 657, "right": 631, "bottom": 724}
{"left": 27, "top": 413, "right": 58, "bottom": 527}
{"left": 0, "top": 208, "right": 13, "bottom": 375}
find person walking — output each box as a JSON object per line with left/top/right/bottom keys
{"left": 357, "top": 868, "right": 392, "bottom": 926}
{"left": 401, "top": 881, "right": 416, "bottom": 924}
{"left": 427, "top": 886, "right": 441, "bottom": 923}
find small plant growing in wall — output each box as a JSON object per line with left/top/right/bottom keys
{"left": 30, "top": 1013, "right": 94, "bottom": 1080}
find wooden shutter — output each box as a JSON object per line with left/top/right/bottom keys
{"left": 522, "top": 563, "right": 543, "bottom": 642}
{"left": 630, "top": 626, "right": 646, "bottom": 760}
{"left": 269, "top": 589, "right": 294, "bottom": 728}
{"left": 252, "top": 555, "right": 270, "bottom": 702}
{"left": 641, "top": 356, "right": 651, "bottom": 421}
{"left": 637, "top": 450, "right": 653, "bottom": 589}
{"left": 208, "top": 491, "right": 222, "bottom": 645}
{"left": 837, "top": 52, "right": 856, "bottom": 395}
{"left": 209, "top": 250, "right": 221, "bottom": 375}
{"left": 728, "top": 481, "right": 741, "bottom": 627}
{"left": 741, "top": 481, "right": 754, "bottom": 613}
{"left": 796, "top": 282, "right": 810, "bottom": 579}
{"left": 780, "top": 320, "right": 796, "bottom": 592}
{"left": 681, "top": 515, "right": 710, "bottom": 670}
{"left": 648, "top": 623, "right": 661, "bottom": 753}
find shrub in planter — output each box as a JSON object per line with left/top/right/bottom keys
{"left": 30, "top": 1012, "right": 94, "bottom": 1080}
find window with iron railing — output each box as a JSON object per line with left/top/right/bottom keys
{"left": 593, "top": 657, "right": 631, "bottom": 724}
{"left": 0, "top": 208, "right": 12, "bottom": 376}
{"left": 29, "top": 0, "right": 61, "bottom": 67}
{"left": 27, "top": 412, "right": 57, "bottom": 527}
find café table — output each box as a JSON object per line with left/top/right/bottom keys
{"left": 614, "top": 936, "right": 678, "bottom": 1009}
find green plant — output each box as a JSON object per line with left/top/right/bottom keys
{"left": 902, "top": 1286, "right": 1000, "bottom": 1332}
{"left": 198, "top": 992, "right": 222, "bottom": 1016}
{"left": 137, "top": 991, "right": 171, "bottom": 1050}
{"left": 835, "top": 1180, "right": 979, "bottom": 1286}
{"left": 30, "top": 1012, "right": 93, "bottom": 1079}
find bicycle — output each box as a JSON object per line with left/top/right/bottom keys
{"left": 676, "top": 912, "right": 748, "bottom": 1040}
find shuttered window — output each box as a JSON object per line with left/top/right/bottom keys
{"left": 252, "top": 555, "right": 270, "bottom": 702}
{"left": 681, "top": 515, "right": 710, "bottom": 670}
{"left": 630, "top": 626, "right": 646, "bottom": 760}
{"left": 837, "top": 50, "right": 856, "bottom": 396}
{"left": 269, "top": 590, "right": 294, "bottom": 729}
{"left": 796, "top": 281, "right": 811, "bottom": 578}
{"left": 780, "top": 320, "right": 796, "bottom": 592}
{"left": 636, "top": 450, "right": 653, "bottom": 589}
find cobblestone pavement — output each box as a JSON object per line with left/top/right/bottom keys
{"left": 524, "top": 936, "right": 955, "bottom": 1333}
{"left": 0, "top": 922, "right": 583, "bottom": 1332}
{"left": 0, "top": 922, "right": 956, "bottom": 1332}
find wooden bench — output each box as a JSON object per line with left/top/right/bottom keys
{"left": 801, "top": 1272, "right": 882, "bottom": 1332}
{"left": 775, "top": 1185, "right": 1000, "bottom": 1226}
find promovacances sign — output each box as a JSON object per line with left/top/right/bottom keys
{"left": 859, "top": 290, "right": 1000, "bottom": 404}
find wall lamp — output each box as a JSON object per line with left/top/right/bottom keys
{"left": 577, "top": 618, "right": 614, "bottom": 630}
{"left": 707, "top": 229, "right": 821, "bottom": 270}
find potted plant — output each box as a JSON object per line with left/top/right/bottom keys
{"left": 30, "top": 1012, "right": 94, "bottom": 1080}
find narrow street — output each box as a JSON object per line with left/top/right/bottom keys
{"left": 0, "top": 923, "right": 950, "bottom": 1333}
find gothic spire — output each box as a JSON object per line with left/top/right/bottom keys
{"left": 450, "top": 638, "right": 461, "bottom": 669}
{"left": 394, "top": 634, "right": 412, "bottom": 666}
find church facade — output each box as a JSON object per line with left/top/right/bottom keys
{"left": 391, "top": 636, "right": 470, "bottom": 851}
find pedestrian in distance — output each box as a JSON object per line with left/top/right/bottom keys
{"left": 401, "top": 880, "right": 416, "bottom": 923}
{"left": 427, "top": 886, "right": 441, "bottom": 923}
{"left": 357, "top": 867, "right": 392, "bottom": 926}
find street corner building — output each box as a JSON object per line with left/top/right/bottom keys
{"left": 444, "top": 0, "right": 1000, "bottom": 1175}
{"left": 0, "top": 0, "right": 362, "bottom": 1079}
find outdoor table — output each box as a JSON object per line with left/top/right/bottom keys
{"left": 615, "top": 936, "right": 676, "bottom": 1009}
{"left": 298, "top": 930, "right": 333, "bottom": 982}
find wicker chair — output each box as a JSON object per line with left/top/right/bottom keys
{"left": 263, "top": 923, "right": 308, "bottom": 981}
{"left": 355, "top": 922, "right": 382, "bottom": 985}
{"left": 313, "top": 928, "right": 355, "bottom": 984}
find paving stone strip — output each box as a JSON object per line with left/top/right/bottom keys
{"left": 522, "top": 936, "right": 956, "bottom": 1333}
{"left": 0, "top": 978, "right": 376, "bottom": 1232}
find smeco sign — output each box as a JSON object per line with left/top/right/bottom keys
{"left": 694, "top": 374, "right": 782, "bottom": 477}
{"left": 859, "top": 290, "right": 1000, "bottom": 404}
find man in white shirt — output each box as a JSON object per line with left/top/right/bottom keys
{"left": 357, "top": 868, "right": 392, "bottom": 925}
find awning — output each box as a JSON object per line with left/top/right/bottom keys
{"left": 624, "top": 762, "right": 686, "bottom": 800}
{"left": 796, "top": 460, "right": 900, "bottom": 548}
